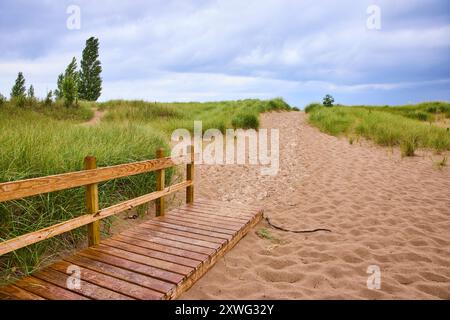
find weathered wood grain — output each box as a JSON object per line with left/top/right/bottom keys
{"left": 0, "top": 180, "right": 192, "bottom": 256}
{"left": 0, "top": 155, "right": 189, "bottom": 203}
{"left": 0, "top": 200, "right": 263, "bottom": 300}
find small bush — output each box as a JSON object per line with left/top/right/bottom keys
{"left": 231, "top": 113, "right": 259, "bottom": 129}
{"left": 292, "top": 107, "right": 300, "bottom": 111}
{"left": 304, "top": 103, "right": 321, "bottom": 113}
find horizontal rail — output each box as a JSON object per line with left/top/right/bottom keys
{"left": 0, "top": 155, "right": 190, "bottom": 203}
{"left": 0, "top": 180, "right": 193, "bottom": 256}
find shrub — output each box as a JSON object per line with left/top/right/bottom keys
{"left": 292, "top": 107, "right": 300, "bottom": 111}
{"left": 231, "top": 113, "right": 259, "bottom": 129}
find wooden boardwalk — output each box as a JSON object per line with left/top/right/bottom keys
{"left": 0, "top": 199, "right": 263, "bottom": 300}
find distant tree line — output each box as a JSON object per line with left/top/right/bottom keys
{"left": 2, "top": 37, "right": 102, "bottom": 108}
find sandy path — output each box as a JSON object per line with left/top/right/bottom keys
{"left": 181, "top": 111, "right": 450, "bottom": 300}
{"left": 81, "top": 108, "right": 105, "bottom": 126}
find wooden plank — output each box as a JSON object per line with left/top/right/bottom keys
{"left": 77, "top": 249, "right": 184, "bottom": 284}
{"left": 138, "top": 223, "right": 225, "bottom": 244}
{"left": 0, "top": 180, "right": 192, "bottom": 256}
{"left": 49, "top": 261, "right": 163, "bottom": 300}
{"left": 155, "top": 148, "right": 165, "bottom": 217}
{"left": 64, "top": 255, "right": 174, "bottom": 295}
{"left": 195, "top": 198, "right": 262, "bottom": 212}
{"left": 171, "top": 205, "right": 264, "bottom": 299}
{"left": 102, "top": 239, "right": 201, "bottom": 268}
{"left": 0, "top": 285, "right": 45, "bottom": 300}
{"left": 168, "top": 209, "right": 247, "bottom": 228}
{"left": 171, "top": 207, "right": 251, "bottom": 223}
{"left": 91, "top": 244, "right": 194, "bottom": 276}
{"left": 33, "top": 268, "right": 133, "bottom": 300}
{"left": 13, "top": 276, "right": 88, "bottom": 300}
{"left": 133, "top": 224, "right": 223, "bottom": 248}
{"left": 191, "top": 201, "right": 260, "bottom": 216}
{"left": 85, "top": 156, "right": 101, "bottom": 246}
{"left": 120, "top": 229, "right": 215, "bottom": 256}
{"left": 143, "top": 220, "right": 231, "bottom": 241}
{"left": 130, "top": 225, "right": 220, "bottom": 249}
{"left": 175, "top": 204, "right": 254, "bottom": 220}
{"left": 187, "top": 202, "right": 257, "bottom": 217}
{"left": 158, "top": 216, "right": 238, "bottom": 234}
{"left": 112, "top": 234, "right": 209, "bottom": 262}
{"left": 0, "top": 154, "right": 189, "bottom": 203}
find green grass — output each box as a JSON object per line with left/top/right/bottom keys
{"left": 0, "top": 107, "right": 170, "bottom": 283}
{"left": 308, "top": 104, "right": 450, "bottom": 154}
{"left": 0, "top": 100, "right": 94, "bottom": 122}
{"left": 99, "top": 98, "right": 291, "bottom": 133}
{"left": 0, "top": 97, "right": 291, "bottom": 283}
{"left": 360, "top": 101, "right": 450, "bottom": 122}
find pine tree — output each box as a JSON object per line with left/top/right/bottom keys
{"left": 10, "top": 72, "right": 26, "bottom": 98}
{"left": 79, "top": 37, "right": 102, "bottom": 101}
{"left": 62, "top": 76, "right": 77, "bottom": 107}
{"left": 56, "top": 57, "right": 79, "bottom": 107}
{"left": 27, "top": 85, "right": 35, "bottom": 99}
{"left": 65, "top": 57, "right": 79, "bottom": 80}
{"left": 0, "top": 92, "right": 6, "bottom": 106}
{"left": 45, "top": 90, "right": 53, "bottom": 106}
{"left": 55, "top": 73, "right": 64, "bottom": 99}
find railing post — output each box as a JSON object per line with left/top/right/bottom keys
{"left": 186, "top": 145, "right": 194, "bottom": 204}
{"left": 155, "top": 148, "right": 165, "bottom": 217}
{"left": 84, "top": 156, "right": 100, "bottom": 246}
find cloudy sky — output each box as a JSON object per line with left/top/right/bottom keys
{"left": 0, "top": 0, "right": 449, "bottom": 107}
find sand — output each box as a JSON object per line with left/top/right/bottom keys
{"left": 180, "top": 111, "right": 450, "bottom": 300}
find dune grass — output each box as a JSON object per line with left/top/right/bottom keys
{"left": 307, "top": 104, "right": 450, "bottom": 156}
{"left": 99, "top": 98, "right": 291, "bottom": 133}
{"left": 0, "top": 107, "right": 170, "bottom": 283}
{"left": 0, "top": 97, "right": 291, "bottom": 283}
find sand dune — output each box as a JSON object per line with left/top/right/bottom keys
{"left": 181, "top": 111, "right": 450, "bottom": 300}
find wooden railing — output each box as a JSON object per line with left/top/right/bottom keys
{"left": 0, "top": 146, "right": 195, "bottom": 256}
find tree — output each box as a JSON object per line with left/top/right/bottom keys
{"left": 56, "top": 57, "right": 79, "bottom": 107}
{"left": 27, "top": 85, "right": 35, "bottom": 99}
{"left": 10, "top": 72, "right": 26, "bottom": 99}
{"left": 55, "top": 73, "right": 64, "bottom": 99}
{"left": 323, "top": 94, "right": 334, "bottom": 107}
{"left": 79, "top": 37, "right": 102, "bottom": 101}
{"left": 44, "top": 90, "right": 53, "bottom": 106}
{"left": 62, "top": 76, "right": 77, "bottom": 107}
{"left": 0, "top": 92, "right": 6, "bottom": 106}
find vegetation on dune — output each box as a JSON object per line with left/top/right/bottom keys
{"left": 0, "top": 97, "right": 291, "bottom": 282}
{"left": 307, "top": 103, "right": 450, "bottom": 155}
{"left": 0, "top": 100, "right": 94, "bottom": 122}
{"left": 0, "top": 108, "right": 170, "bottom": 283}
{"left": 357, "top": 101, "right": 450, "bottom": 122}
{"left": 100, "top": 97, "right": 291, "bottom": 133}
